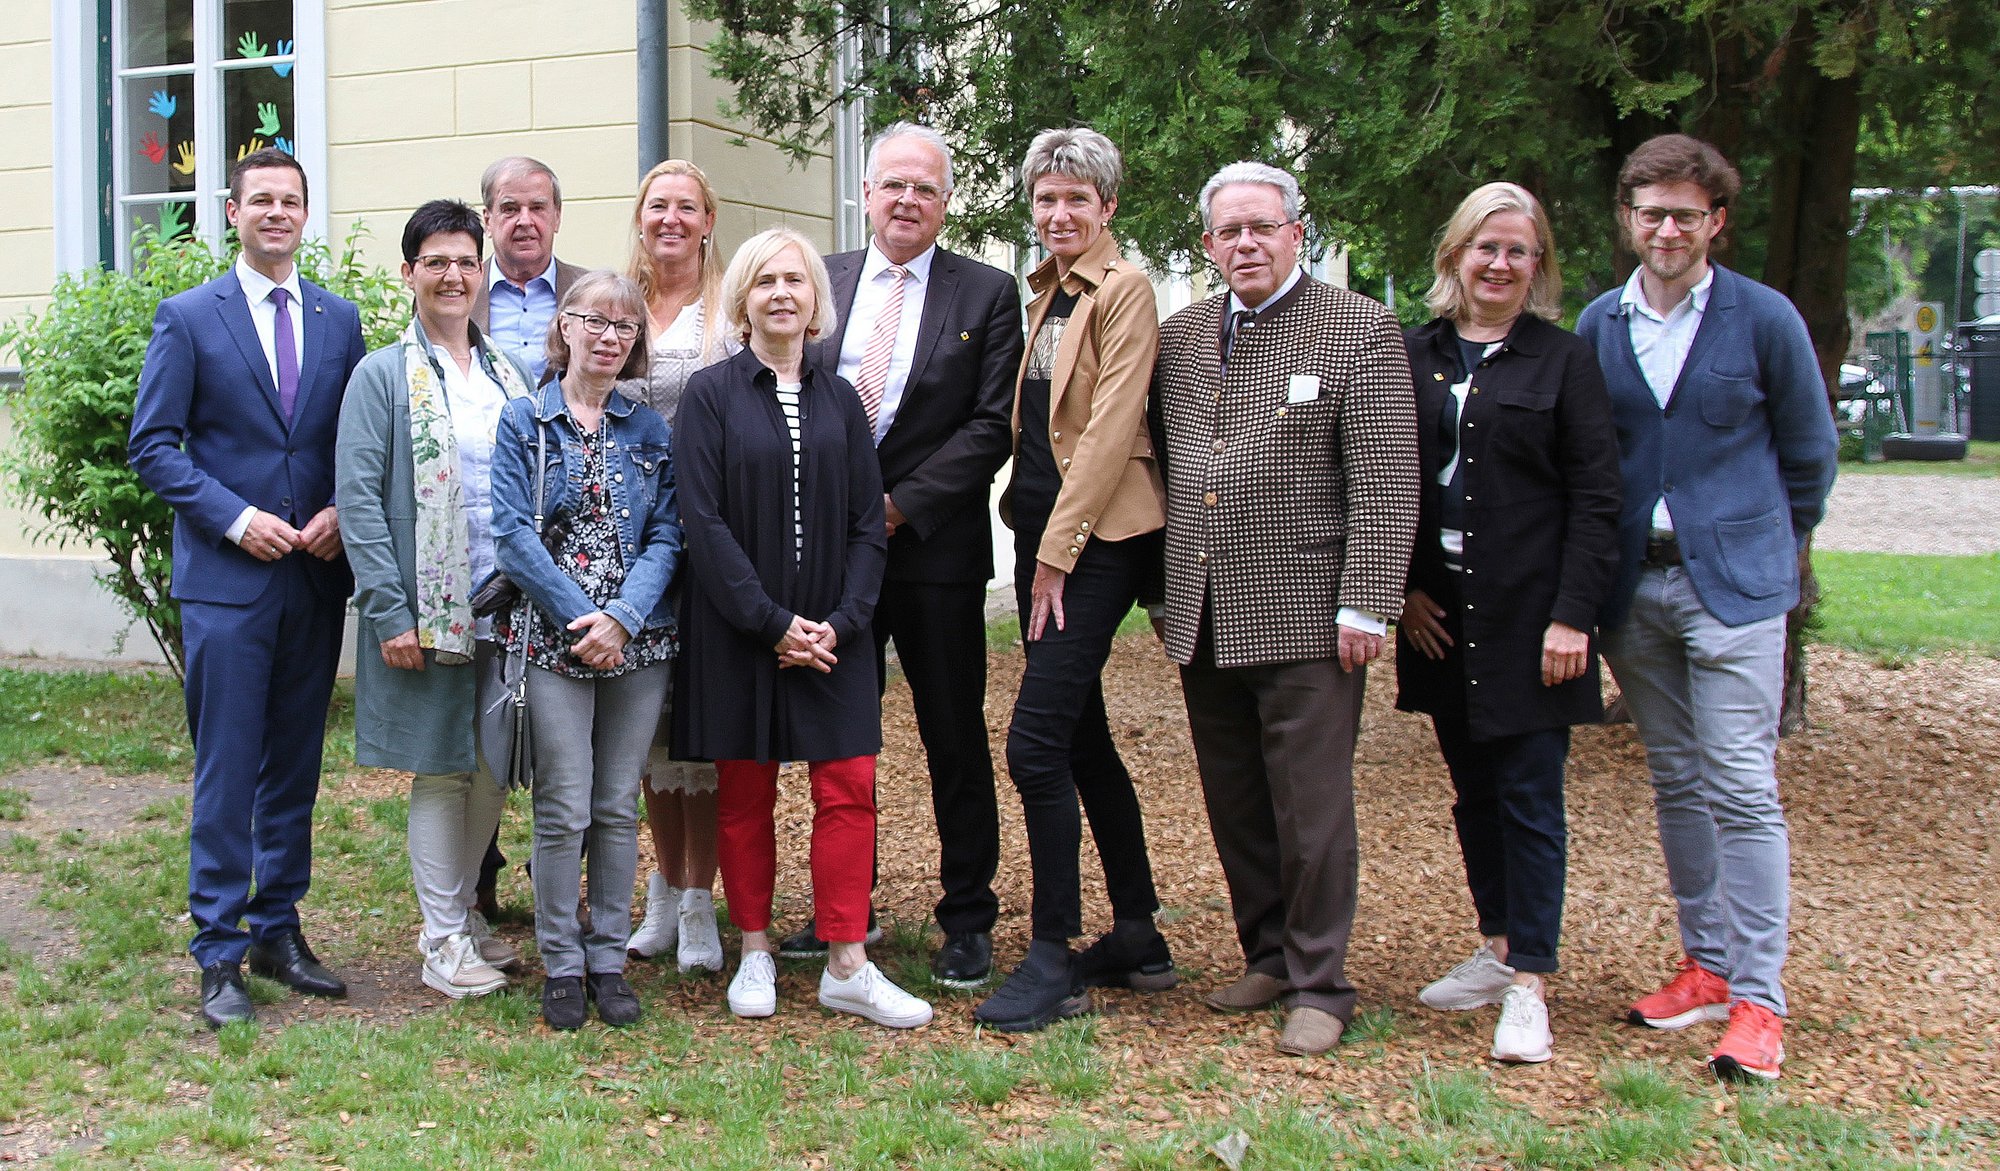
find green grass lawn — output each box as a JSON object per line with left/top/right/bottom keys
{"left": 1841, "top": 438, "right": 2000, "bottom": 476}
{"left": 1811, "top": 551, "right": 2000, "bottom": 659}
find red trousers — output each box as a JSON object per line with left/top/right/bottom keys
{"left": 714, "top": 756, "right": 876, "bottom": 941}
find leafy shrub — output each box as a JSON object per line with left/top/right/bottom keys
{"left": 0, "top": 225, "right": 407, "bottom": 675}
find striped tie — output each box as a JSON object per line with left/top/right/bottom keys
{"left": 854, "top": 265, "right": 909, "bottom": 432}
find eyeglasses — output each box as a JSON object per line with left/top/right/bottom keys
{"left": 1466, "top": 241, "right": 1540, "bottom": 265}
{"left": 1627, "top": 205, "right": 1716, "bottom": 232}
{"left": 563, "top": 311, "right": 642, "bottom": 341}
{"left": 413, "top": 255, "right": 482, "bottom": 275}
{"left": 1210, "top": 220, "right": 1294, "bottom": 245}
{"left": 874, "top": 177, "right": 948, "bottom": 203}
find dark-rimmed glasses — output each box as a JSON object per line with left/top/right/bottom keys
{"left": 563, "top": 311, "right": 642, "bottom": 341}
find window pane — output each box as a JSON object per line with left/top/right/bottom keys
{"left": 224, "top": 0, "right": 294, "bottom": 62}
{"left": 124, "top": 74, "right": 197, "bottom": 195}
{"left": 123, "top": 0, "right": 194, "bottom": 68}
{"left": 223, "top": 65, "right": 295, "bottom": 161}
{"left": 124, "top": 199, "right": 196, "bottom": 247}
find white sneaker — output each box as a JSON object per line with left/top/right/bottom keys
{"left": 627, "top": 874, "right": 682, "bottom": 959}
{"left": 727, "top": 950, "right": 778, "bottom": 1018}
{"left": 1491, "top": 982, "right": 1554, "bottom": 1064}
{"left": 819, "top": 961, "right": 933, "bottom": 1029}
{"left": 422, "top": 933, "right": 507, "bottom": 999}
{"left": 677, "top": 888, "right": 725, "bottom": 974}
{"left": 1419, "top": 943, "right": 1516, "bottom": 1011}
{"left": 465, "top": 909, "right": 520, "bottom": 972}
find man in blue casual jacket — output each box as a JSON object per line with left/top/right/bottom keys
{"left": 1576, "top": 134, "right": 1836, "bottom": 1084}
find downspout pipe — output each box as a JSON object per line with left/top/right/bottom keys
{"left": 637, "top": 0, "right": 672, "bottom": 176}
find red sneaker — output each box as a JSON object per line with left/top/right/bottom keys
{"left": 1708, "top": 1000, "right": 1785, "bottom": 1082}
{"left": 1626, "top": 956, "right": 1730, "bottom": 1030}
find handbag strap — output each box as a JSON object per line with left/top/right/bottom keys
{"left": 509, "top": 417, "right": 551, "bottom": 689}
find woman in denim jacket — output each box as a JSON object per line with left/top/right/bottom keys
{"left": 489, "top": 272, "right": 682, "bottom": 1031}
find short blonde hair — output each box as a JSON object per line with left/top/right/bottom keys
{"left": 720, "top": 228, "right": 838, "bottom": 344}
{"left": 625, "top": 159, "right": 728, "bottom": 359}
{"left": 1019, "top": 127, "right": 1123, "bottom": 204}
{"left": 543, "top": 271, "right": 651, "bottom": 384}
{"left": 1423, "top": 182, "right": 1563, "bottom": 323}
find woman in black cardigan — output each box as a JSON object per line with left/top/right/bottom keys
{"left": 672, "top": 228, "right": 929, "bottom": 1030}
{"left": 1396, "top": 182, "right": 1621, "bottom": 1065}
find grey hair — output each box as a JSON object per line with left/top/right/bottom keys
{"left": 866, "top": 122, "right": 955, "bottom": 192}
{"left": 480, "top": 156, "right": 563, "bottom": 210}
{"left": 1198, "top": 162, "right": 1301, "bottom": 230}
{"left": 1019, "top": 127, "right": 1123, "bottom": 204}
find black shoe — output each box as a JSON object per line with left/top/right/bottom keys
{"left": 542, "top": 976, "right": 587, "bottom": 1030}
{"left": 931, "top": 932, "right": 993, "bottom": 987}
{"left": 587, "top": 972, "right": 643, "bottom": 1027}
{"left": 1076, "top": 920, "right": 1178, "bottom": 991}
{"left": 777, "top": 910, "right": 882, "bottom": 958}
{"left": 199, "top": 961, "right": 256, "bottom": 1030}
{"left": 974, "top": 941, "right": 1091, "bottom": 1033}
{"left": 247, "top": 930, "right": 348, "bottom": 998}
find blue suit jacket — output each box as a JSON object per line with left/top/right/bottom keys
{"left": 1577, "top": 264, "right": 1837, "bottom": 631}
{"left": 129, "top": 267, "right": 367, "bottom": 605}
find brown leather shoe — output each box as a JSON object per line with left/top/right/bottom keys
{"left": 1204, "top": 970, "right": 1290, "bottom": 1013}
{"left": 1277, "top": 1005, "right": 1344, "bottom": 1056}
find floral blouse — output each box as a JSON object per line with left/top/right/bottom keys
{"left": 497, "top": 420, "right": 677, "bottom": 678}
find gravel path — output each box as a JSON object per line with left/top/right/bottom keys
{"left": 1816, "top": 472, "right": 2000, "bottom": 555}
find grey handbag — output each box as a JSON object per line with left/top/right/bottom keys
{"left": 476, "top": 418, "right": 548, "bottom": 790}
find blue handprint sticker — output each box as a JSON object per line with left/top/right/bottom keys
{"left": 148, "top": 90, "right": 177, "bottom": 120}
{"left": 273, "top": 137, "right": 294, "bottom": 156}
{"left": 273, "top": 41, "right": 294, "bottom": 78}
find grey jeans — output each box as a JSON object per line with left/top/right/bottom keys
{"left": 1603, "top": 565, "right": 1790, "bottom": 1014}
{"left": 525, "top": 662, "right": 671, "bottom": 978}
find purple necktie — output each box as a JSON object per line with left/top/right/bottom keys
{"left": 270, "top": 287, "right": 299, "bottom": 422}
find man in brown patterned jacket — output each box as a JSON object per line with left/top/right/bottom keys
{"left": 1151, "top": 161, "right": 1420, "bottom": 1056}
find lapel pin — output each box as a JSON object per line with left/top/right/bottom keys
{"left": 314, "top": 304, "right": 323, "bottom": 313}
{"left": 1433, "top": 372, "right": 1444, "bottom": 380}
{"left": 960, "top": 331, "right": 970, "bottom": 341}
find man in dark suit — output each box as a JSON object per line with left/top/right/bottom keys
{"left": 129, "top": 149, "right": 368, "bottom": 1028}
{"left": 780, "top": 122, "right": 1022, "bottom": 986}
{"left": 1152, "top": 162, "right": 1419, "bottom": 1056}
{"left": 471, "top": 156, "right": 591, "bottom": 384}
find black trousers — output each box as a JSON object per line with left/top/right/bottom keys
{"left": 1004, "top": 529, "right": 1163, "bottom": 942}
{"left": 1430, "top": 715, "right": 1569, "bottom": 973}
{"left": 874, "top": 577, "right": 1001, "bottom": 935}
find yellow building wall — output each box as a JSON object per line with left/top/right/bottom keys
{"left": 322, "top": 0, "right": 836, "bottom": 275}
{"left": 0, "top": 6, "right": 55, "bottom": 331}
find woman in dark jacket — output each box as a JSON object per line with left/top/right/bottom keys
{"left": 1395, "top": 182, "right": 1621, "bottom": 1065}
{"left": 672, "top": 227, "right": 929, "bottom": 1030}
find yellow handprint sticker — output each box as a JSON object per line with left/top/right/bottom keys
{"left": 236, "top": 137, "right": 266, "bottom": 161}
{"left": 171, "top": 142, "right": 195, "bottom": 176}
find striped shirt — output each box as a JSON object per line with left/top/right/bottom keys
{"left": 774, "top": 379, "right": 805, "bottom": 559}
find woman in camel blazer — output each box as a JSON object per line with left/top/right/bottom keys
{"left": 979, "top": 126, "right": 1173, "bottom": 1035}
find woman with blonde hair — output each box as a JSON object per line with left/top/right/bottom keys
{"left": 673, "top": 228, "right": 927, "bottom": 1028}
{"left": 1396, "top": 181, "right": 1620, "bottom": 1063}
{"left": 617, "top": 159, "right": 735, "bottom": 974}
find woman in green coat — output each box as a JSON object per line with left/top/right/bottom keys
{"left": 336, "top": 199, "right": 534, "bottom": 1001}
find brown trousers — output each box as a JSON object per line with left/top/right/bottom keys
{"left": 1178, "top": 654, "right": 1365, "bottom": 1020}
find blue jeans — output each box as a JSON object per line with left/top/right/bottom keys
{"left": 1004, "top": 530, "right": 1163, "bottom": 942}
{"left": 1603, "top": 565, "right": 1790, "bottom": 1014}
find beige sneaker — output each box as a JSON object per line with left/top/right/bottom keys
{"left": 423, "top": 933, "right": 506, "bottom": 999}
{"left": 465, "top": 909, "right": 520, "bottom": 972}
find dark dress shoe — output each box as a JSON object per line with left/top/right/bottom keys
{"left": 777, "top": 910, "right": 882, "bottom": 958}
{"left": 587, "top": 972, "right": 643, "bottom": 1027}
{"left": 200, "top": 961, "right": 256, "bottom": 1030}
{"left": 974, "top": 940, "right": 1090, "bottom": 1033}
{"left": 247, "top": 930, "right": 348, "bottom": 998}
{"left": 543, "top": 976, "right": 587, "bottom": 1030}
{"left": 931, "top": 932, "right": 993, "bottom": 987}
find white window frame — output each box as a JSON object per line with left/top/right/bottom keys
{"left": 53, "top": 0, "right": 327, "bottom": 274}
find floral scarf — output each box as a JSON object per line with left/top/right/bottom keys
{"left": 404, "top": 320, "right": 531, "bottom": 664}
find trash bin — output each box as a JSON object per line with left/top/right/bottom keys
{"left": 1963, "top": 322, "right": 2000, "bottom": 441}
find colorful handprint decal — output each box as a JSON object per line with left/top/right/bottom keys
{"left": 236, "top": 138, "right": 267, "bottom": 161}
{"left": 139, "top": 131, "right": 166, "bottom": 165}
{"left": 157, "top": 202, "right": 188, "bottom": 240}
{"left": 236, "top": 32, "right": 268, "bottom": 59}
{"left": 171, "top": 141, "right": 196, "bottom": 175}
{"left": 273, "top": 41, "right": 294, "bottom": 78}
{"left": 255, "top": 102, "right": 283, "bottom": 137}
{"left": 273, "top": 137, "right": 295, "bottom": 157}
{"left": 148, "top": 90, "right": 177, "bottom": 119}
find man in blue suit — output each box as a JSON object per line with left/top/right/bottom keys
{"left": 1577, "top": 134, "right": 1836, "bottom": 1084}
{"left": 129, "top": 148, "right": 368, "bottom": 1029}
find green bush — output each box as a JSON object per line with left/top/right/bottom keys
{"left": 0, "top": 225, "right": 407, "bottom": 676}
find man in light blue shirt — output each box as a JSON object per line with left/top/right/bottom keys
{"left": 472, "top": 156, "right": 591, "bottom": 383}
